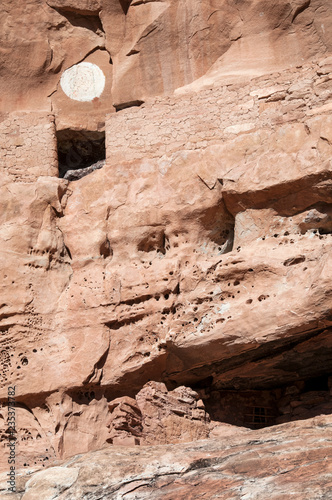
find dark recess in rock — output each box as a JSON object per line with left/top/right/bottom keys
{"left": 57, "top": 129, "right": 106, "bottom": 180}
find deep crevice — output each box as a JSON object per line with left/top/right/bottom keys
{"left": 106, "top": 314, "right": 147, "bottom": 331}
{"left": 165, "top": 321, "right": 332, "bottom": 391}
{"left": 119, "top": 0, "right": 132, "bottom": 15}
{"left": 115, "top": 100, "right": 144, "bottom": 112}
{"left": 291, "top": 0, "right": 311, "bottom": 23}
{"left": 122, "top": 294, "right": 153, "bottom": 306}
{"left": 50, "top": 6, "right": 104, "bottom": 34}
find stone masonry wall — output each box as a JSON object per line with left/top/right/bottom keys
{"left": 0, "top": 112, "right": 58, "bottom": 183}
{"left": 106, "top": 56, "right": 332, "bottom": 164}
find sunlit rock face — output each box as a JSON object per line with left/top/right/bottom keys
{"left": 2, "top": 415, "right": 332, "bottom": 500}
{"left": 0, "top": 1, "right": 332, "bottom": 498}
{"left": 1, "top": 0, "right": 332, "bottom": 116}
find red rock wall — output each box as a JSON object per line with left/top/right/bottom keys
{"left": 0, "top": 1, "right": 332, "bottom": 495}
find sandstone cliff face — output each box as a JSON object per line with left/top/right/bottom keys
{"left": 1, "top": 1, "right": 332, "bottom": 116}
{"left": 1, "top": 0, "right": 332, "bottom": 498}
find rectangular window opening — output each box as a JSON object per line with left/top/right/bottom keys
{"left": 57, "top": 129, "right": 106, "bottom": 181}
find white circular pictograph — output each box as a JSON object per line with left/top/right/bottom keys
{"left": 60, "top": 62, "right": 106, "bottom": 102}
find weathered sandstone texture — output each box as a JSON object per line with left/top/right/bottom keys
{"left": 1, "top": 0, "right": 332, "bottom": 118}
{"left": 1, "top": 56, "right": 332, "bottom": 480}
{"left": 1, "top": 0, "right": 332, "bottom": 498}
{"left": 107, "top": 382, "right": 210, "bottom": 446}
{"left": 0, "top": 415, "right": 331, "bottom": 499}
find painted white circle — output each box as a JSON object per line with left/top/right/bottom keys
{"left": 60, "top": 62, "right": 106, "bottom": 102}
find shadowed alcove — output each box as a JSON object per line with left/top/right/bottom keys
{"left": 57, "top": 129, "right": 106, "bottom": 181}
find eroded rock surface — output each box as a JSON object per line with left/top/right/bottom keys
{"left": 1, "top": 0, "right": 332, "bottom": 119}
{"left": 1, "top": 55, "right": 332, "bottom": 474}
{"left": 1, "top": 0, "right": 332, "bottom": 497}
{"left": 0, "top": 56, "right": 332, "bottom": 476}
{"left": 107, "top": 382, "right": 210, "bottom": 446}
{"left": 0, "top": 415, "right": 331, "bottom": 499}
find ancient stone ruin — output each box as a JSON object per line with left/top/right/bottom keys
{"left": 0, "top": 0, "right": 332, "bottom": 498}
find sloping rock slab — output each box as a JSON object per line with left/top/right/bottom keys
{"left": 2, "top": 414, "right": 332, "bottom": 499}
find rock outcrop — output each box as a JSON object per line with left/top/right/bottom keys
{"left": 1, "top": 55, "right": 332, "bottom": 472}
{"left": 107, "top": 382, "right": 210, "bottom": 446}
{"left": 1, "top": 0, "right": 332, "bottom": 498}
{"left": 1, "top": 415, "right": 331, "bottom": 499}
{"left": 2, "top": 1, "right": 332, "bottom": 118}
{"left": 62, "top": 159, "right": 105, "bottom": 181}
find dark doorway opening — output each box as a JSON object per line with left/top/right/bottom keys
{"left": 198, "top": 373, "right": 332, "bottom": 430}
{"left": 57, "top": 129, "right": 106, "bottom": 181}
{"left": 303, "top": 375, "right": 329, "bottom": 392}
